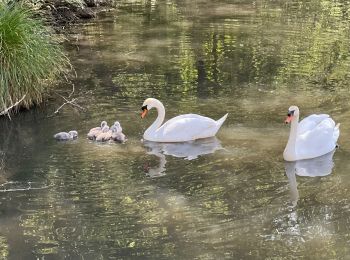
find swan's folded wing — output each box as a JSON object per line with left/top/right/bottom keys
{"left": 166, "top": 114, "right": 210, "bottom": 121}
{"left": 296, "top": 118, "right": 337, "bottom": 159}
{"left": 297, "top": 114, "right": 330, "bottom": 135}
{"left": 157, "top": 115, "right": 217, "bottom": 142}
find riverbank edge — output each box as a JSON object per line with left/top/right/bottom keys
{"left": 0, "top": 0, "right": 116, "bottom": 117}
{"left": 35, "top": 0, "right": 117, "bottom": 29}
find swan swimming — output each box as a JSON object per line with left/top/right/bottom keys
{"left": 141, "top": 98, "right": 228, "bottom": 142}
{"left": 283, "top": 105, "right": 340, "bottom": 161}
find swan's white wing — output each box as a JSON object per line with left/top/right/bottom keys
{"left": 155, "top": 114, "right": 218, "bottom": 142}
{"left": 297, "top": 114, "right": 329, "bottom": 135}
{"left": 165, "top": 113, "right": 210, "bottom": 121}
{"left": 333, "top": 122, "right": 340, "bottom": 144}
{"left": 296, "top": 118, "right": 337, "bottom": 159}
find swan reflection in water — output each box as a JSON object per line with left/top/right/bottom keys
{"left": 285, "top": 150, "right": 335, "bottom": 206}
{"left": 143, "top": 137, "right": 223, "bottom": 177}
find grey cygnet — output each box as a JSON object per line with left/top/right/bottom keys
{"left": 54, "top": 130, "right": 78, "bottom": 141}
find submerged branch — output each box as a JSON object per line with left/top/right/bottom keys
{"left": 0, "top": 94, "right": 27, "bottom": 119}
{"left": 49, "top": 84, "right": 85, "bottom": 117}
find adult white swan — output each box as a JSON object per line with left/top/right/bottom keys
{"left": 141, "top": 98, "right": 228, "bottom": 142}
{"left": 283, "top": 105, "right": 340, "bottom": 161}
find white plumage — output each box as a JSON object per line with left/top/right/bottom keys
{"left": 283, "top": 106, "right": 340, "bottom": 161}
{"left": 141, "top": 98, "right": 228, "bottom": 142}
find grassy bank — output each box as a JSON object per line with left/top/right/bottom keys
{"left": 0, "top": 3, "right": 70, "bottom": 114}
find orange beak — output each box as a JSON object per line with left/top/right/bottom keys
{"left": 285, "top": 116, "right": 293, "bottom": 124}
{"left": 141, "top": 109, "right": 148, "bottom": 119}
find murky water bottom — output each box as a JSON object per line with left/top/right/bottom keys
{"left": 1, "top": 0, "right": 350, "bottom": 259}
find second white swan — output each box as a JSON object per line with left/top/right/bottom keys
{"left": 283, "top": 105, "right": 340, "bottom": 161}
{"left": 141, "top": 98, "right": 228, "bottom": 142}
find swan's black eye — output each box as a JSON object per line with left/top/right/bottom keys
{"left": 141, "top": 105, "right": 147, "bottom": 111}
{"left": 287, "top": 110, "right": 295, "bottom": 117}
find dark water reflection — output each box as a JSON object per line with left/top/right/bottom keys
{"left": 1, "top": 0, "right": 350, "bottom": 259}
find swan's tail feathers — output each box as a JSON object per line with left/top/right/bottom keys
{"left": 216, "top": 113, "right": 228, "bottom": 129}
{"left": 333, "top": 123, "right": 340, "bottom": 145}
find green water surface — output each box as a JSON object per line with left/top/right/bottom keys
{"left": 1, "top": 0, "right": 350, "bottom": 259}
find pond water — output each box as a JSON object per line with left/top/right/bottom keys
{"left": 1, "top": 0, "right": 350, "bottom": 259}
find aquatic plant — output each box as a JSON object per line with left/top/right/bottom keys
{"left": 0, "top": 3, "right": 70, "bottom": 114}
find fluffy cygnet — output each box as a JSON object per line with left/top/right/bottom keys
{"left": 54, "top": 130, "right": 78, "bottom": 141}
{"left": 87, "top": 121, "right": 107, "bottom": 140}
{"left": 95, "top": 125, "right": 111, "bottom": 142}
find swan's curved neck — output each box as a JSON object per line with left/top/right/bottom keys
{"left": 284, "top": 114, "right": 299, "bottom": 160}
{"left": 144, "top": 100, "right": 165, "bottom": 138}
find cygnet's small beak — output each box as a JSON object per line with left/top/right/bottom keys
{"left": 285, "top": 115, "right": 293, "bottom": 124}
{"left": 141, "top": 109, "right": 148, "bottom": 119}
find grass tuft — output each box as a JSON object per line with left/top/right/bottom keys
{"left": 0, "top": 3, "right": 70, "bottom": 113}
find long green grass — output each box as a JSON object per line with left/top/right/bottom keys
{"left": 0, "top": 3, "right": 70, "bottom": 113}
